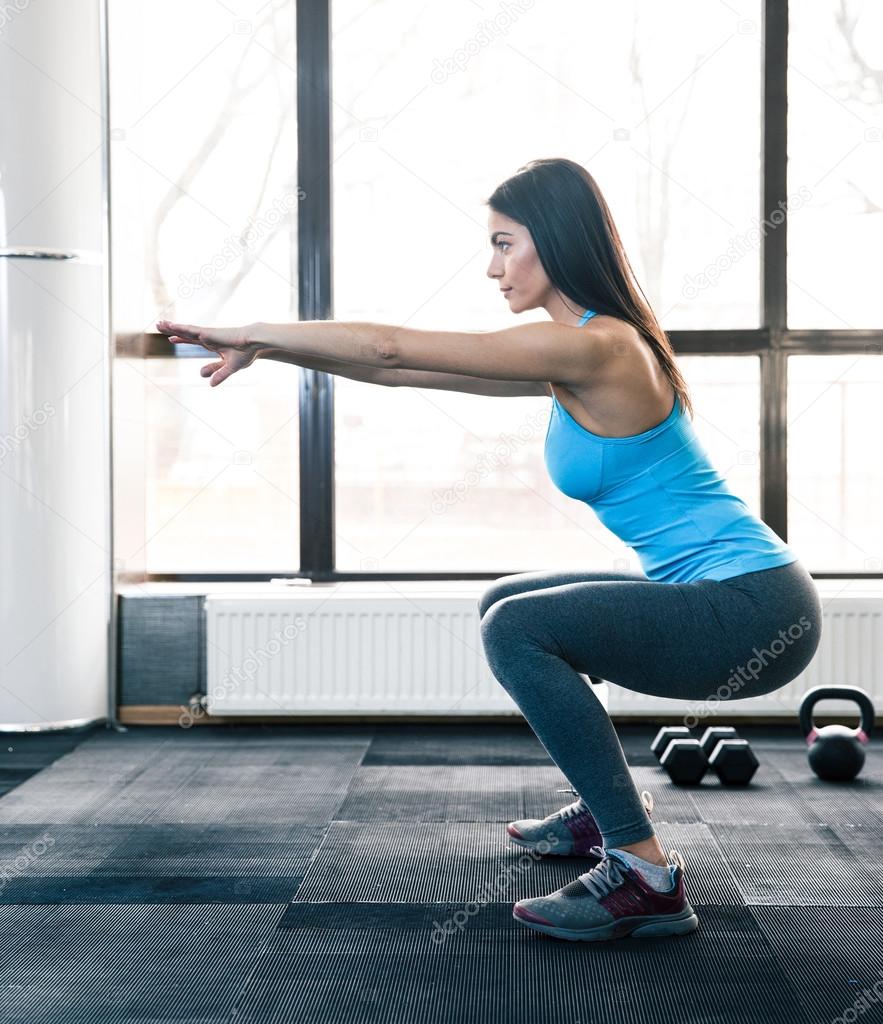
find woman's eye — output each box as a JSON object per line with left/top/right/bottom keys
{"left": 497, "top": 241, "right": 510, "bottom": 251}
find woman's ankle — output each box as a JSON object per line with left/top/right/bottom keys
{"left": 614, "top": 836, "right": 667, "bottom": 867}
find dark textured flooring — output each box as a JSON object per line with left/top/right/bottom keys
{"left": 0, "top": 722, "right": 881, "bottom": 1023}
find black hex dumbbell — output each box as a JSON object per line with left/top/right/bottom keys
{"left": 709, "top": 738, "right": 759, "bottom": 785}
{"left": 650, "top": 726, "right": 693, "bottom": 761}
{"left": 699, "top": 726, "right": 738, "bottom": 759}
{"left": 698, "top": 725, "right": 759, "bottom": 784}
{"left": 651, "top": 726, "right": 708, "bottom": 785}
{"left": 653, "top": 723, "right": 759, "bottom": 786}
{"left": 659, "top": 739, "right": 708, "bottom": 785}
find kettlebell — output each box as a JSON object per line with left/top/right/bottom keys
{"left": 798, "top": 685, "right": 875, "bottom": 782}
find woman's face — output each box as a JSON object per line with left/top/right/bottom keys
{"left": 486, "top": 210, "right": 550, "bottom": 314}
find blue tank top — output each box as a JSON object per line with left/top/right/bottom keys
{"left": 543, "top": 308, "right": 798, "bottom": 583}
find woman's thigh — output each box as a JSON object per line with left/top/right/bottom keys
{"left": 479, "top": 561, "right": 822, "bottom": 702}
{"left": 477, "top": 568, "right": 653, "bottom": 620}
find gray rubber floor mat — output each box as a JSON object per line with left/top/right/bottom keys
{"left": 254, "top": 904, "right": 809, "bottom": 1024}
{"left": 0, "top": 902, "right": 284, "bottom": 1023}
{"left": 684, "top": 763, "right": 825, "bottom": 827}
{"left": 291, "top": 820, "right": 744, "bottom": 907}
{"left": 0, "top": 760, "right": 356, "bottom": 826}
{"left": 628, "top": 765, "right": 705, "bottom": 822}
{"left": 0, "top": 725, "right": 878, "bottom": 1023}
{"left": 711, "top": 822, "right": 883, "bottom": 905}
{"left": 0, "top": 725, "right": 102, "bottom": 800}
{"left": 335, "top": 764, "right": 583, "bottom": 821}
{"left": 339, "top": 763, "right": 706, "bottom": 824}
{"left": 751, "top": 905, "right": 883, "bottom": 1024}
{"left": 363, "top": 724, "right": 555, "bottom": 765}
{"left": 0, "top": 822, "right": 324, "bottom": 904}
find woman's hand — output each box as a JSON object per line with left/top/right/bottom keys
{"left": 155, "top": 320, "right": 262, "bottom": 387}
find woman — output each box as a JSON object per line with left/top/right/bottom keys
{"left": 156, "top": 157, "right": 822, "bottom": 943}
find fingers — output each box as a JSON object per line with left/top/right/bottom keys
{"left": 156, "top": 319, "right": 199, "bottom": 339}
{"left": 157, "top": 321, "right": 216, "bottom": 349}
{"left": 155, "top": 322, "right": 236, "bottom": 386}
{"left": 208, "top": 365, "right": 233, "bottom": 387}
{"left": 168, "top": 334, "right": 219, "bottom": 353}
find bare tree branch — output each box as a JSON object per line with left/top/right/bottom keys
{"left": 148, "top": 4, "right": 293, "bottom": 315}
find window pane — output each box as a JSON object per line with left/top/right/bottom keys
{"left": 114, "top": 356, "right": 300, "bottom": 574}
{"left": 331, "top": 0, "right": 763, "bottom": 572}
{"left": 332, "top": 0, "right": 762, "bottom": 335}
{"left": 788, "top": 354, "right": 883, "bottom": 572}
{"left": 788, "top": 0, "right": 883, "bottom": 328}
{"left": 333, "top": 357, "right": 759, "bottom": 573}
{"left": 109, "top": 1, "right": 300, "bottom": 573}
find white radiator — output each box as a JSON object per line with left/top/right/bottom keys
{"left": 203, "top": 580, "right": 883, "bottom": 718}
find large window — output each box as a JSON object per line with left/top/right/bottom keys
{"left": 788, "top": 0, "right": 883, "bottom": 328}
{"left": 333, "top": 358, "right": 761, "bottom": 573}
{"left": 788, "top": 354, "right": 883, "bottom": 571}
{"left": 117, "top": 0, "right": 880, "bottom": 580}
{"left": 330, "top": 0, "right": 765, "bottom": 572}
{"left": 110, "top": 0, "right": 300, "bottom": 574}
{"left": 332, "top": 0, "right": 762, "bottom": 331}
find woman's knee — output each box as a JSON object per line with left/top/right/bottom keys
{"left": 477, "top": 591, "right": 496, "bottom": 621}
{"left": 477, "top": 576, "right": 519, "bottom": 620}
{"left": 479, "top": 594, "right": 508, "bottom": 637}
{"left": 478, "top": 594, "right": 531, "bottom": 651}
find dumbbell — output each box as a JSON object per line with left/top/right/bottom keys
{"left": 659, "top": 737, "right": 707, "bottom": 784}
{"left": 653, "top": 725, "right": 758, "bottom": 785}
{"left": 700, "top": 727, "right": 758, "bottom": 784}
{"left": 650, "top": 726, "right": 693, "bottom": 761}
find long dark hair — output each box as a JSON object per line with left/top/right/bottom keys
{"left": 484, "top": 157, "right": 694, "bottom": 421}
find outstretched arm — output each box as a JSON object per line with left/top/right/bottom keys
{"left": 258, "top": 347, "right": 389, "bottom": 385}
{"left": 155, "top": 318, "right": 591, "bottom": 390}
{"left": 253, "top": 319, "right": 607, "bottom": 386}
{"left": 259, "top": 348, "right": 547, "bottom": 396}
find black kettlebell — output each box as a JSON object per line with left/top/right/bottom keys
{"left": 798, "top": 685, "right": 875, "bottom": 782}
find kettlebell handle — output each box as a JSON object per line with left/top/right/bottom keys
{"left": 799, "top": 685, "right": 875, "bottom": 744}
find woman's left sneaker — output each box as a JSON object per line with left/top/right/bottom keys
{"left": 512, "top": 846, "right": 699, "bottom": 941}
{"left": 507, "top": 787, "right": 655, "bottom": 857}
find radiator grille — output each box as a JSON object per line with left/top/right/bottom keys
{"left": 204, "top": 584, "right": 883, "bottom": 717}
{"left": 205, "top": 591, "right": 514, "bottom": 715}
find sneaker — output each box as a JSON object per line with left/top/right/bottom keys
{"left": 512, "top": 846, "right": 699, "bottom": 941}
{"left": 506, "top": 787, "right": 655, "bottom": 856}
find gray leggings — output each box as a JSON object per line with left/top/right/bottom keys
{"left": 478, "top": 560, "right": 822, "bottom": 848}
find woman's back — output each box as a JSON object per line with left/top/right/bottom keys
{"left": 544, "top": 309, "right": 796, "bottom": 583}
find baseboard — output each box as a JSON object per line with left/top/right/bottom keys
{"left": 117, "top": 705, "right": 820, "bottom": 728}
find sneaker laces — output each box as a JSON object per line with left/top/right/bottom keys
{"left": 581, "top": 847, "right": 692, "bottom": 897}
{"left": 578, "top": 846, "right": 686, "bottom": 898}
{"left": 557, "top": 797, "right": 589, "bottom": 822}
{"left": 577, "top": 846, "right": 629, "bottom": 898}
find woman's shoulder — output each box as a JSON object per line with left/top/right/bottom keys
{"left": 552, "top": 319, "right": 675, "bottom": 438}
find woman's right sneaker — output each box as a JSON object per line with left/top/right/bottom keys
{"left": 506, "top": 787, "right": 655, "bottom": 856}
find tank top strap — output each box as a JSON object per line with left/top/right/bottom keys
{"left": 578, "top": 309, "right": 597, "bottom": 326}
